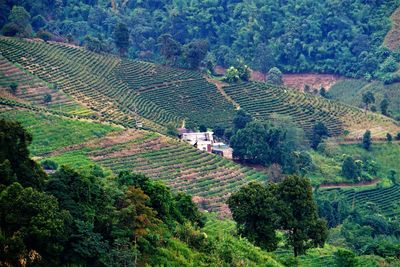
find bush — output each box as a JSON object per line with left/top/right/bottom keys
{"left": 40, "top": 159, "right": 58, "bottom": 170}
{"left": 9, "top": 82, "right": 18, "bottom": 94}
{"left": 334, "top": 248, "right": 356, "bottom": 267}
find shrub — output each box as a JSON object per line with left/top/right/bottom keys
{"left": 40, "top": 159, "right": 58, "bottom": 170}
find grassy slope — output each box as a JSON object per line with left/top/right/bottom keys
{"left": 308, "top": 142, "right": 400, "bottom": 185}
{"left": 0, "top": 109, "right": 121, "bottom": 156}
{"left": 330, "top": 79, "right": 400, "bottom": 120}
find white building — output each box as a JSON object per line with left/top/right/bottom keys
{"left": 181, "top": 132, "right": 214, "bottom": 152}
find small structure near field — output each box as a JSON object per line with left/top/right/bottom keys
{"left": 212, "top": 142, "right": 233, "bottom": 159}
{"left": 181, "top": 132, "right": 214, "bottom": 152}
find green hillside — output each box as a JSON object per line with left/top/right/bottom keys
{"left": 222, "top": 81, "right": 400, "bottom": 138}
{"left": 2, "top": 37, "right": 399, "bottom": 140}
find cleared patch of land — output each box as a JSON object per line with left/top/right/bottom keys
{"left": 384, "top": 7, "right": 400, "bottom": 50}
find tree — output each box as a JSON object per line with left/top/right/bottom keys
{"left": 380, "top": 98, "right": 389, "bottom": 116}
{"left": 0, "top": 182, "right": 68, "bottom": 266}
{"left": 9, "top": 82, "right": 18, "bottom": 94}
{"left": 114, "top": 23, "right": 129, "bottom": 55}
{"left": 227, "top": 182, "right": 280, "bottom": 251}
{"left": 342, "top": 156, "right": 360, "bottom": 180}
{"left": 362, "top": 130, "right": 372, "bottom": 150}
{"left": 362, "top": 91, "right": 375, "bottom": 110}
{"left": 1, "top": 6, "right": 32, "bottom": 37}
{"left": 311, "top": 122, "right": 329, "bottom": 149}
{"left": 199, "top": 125, "right": 207, "bottom": 132}
{"left": 277, "top": 175, "right": 328, "bottom": 256}
{"left": 166, "top": 123, "right": 178, "bottom": 137}
{"left": 230, "top": 121, "right": 287, "bottom": 166}
{"left": 232, "top": 109, "right": 252, "bottom": 131}
{"left": 334, "top": 249, "right": 357, "bottom": 267}
{"left": 213, "top": 125, "right": 225, "bottom": 138}
{"left": 158, "top": 34, "right": 182, "bottom": 66}
{"left": 389, "top": 170, "right": 397, "bottom": 184}
{"left": 0, "top": 119, "right": 46, "bottom": 189}
{"left": 386, "top": 133, "right": 393, "bottom": 142}
{"left": 266, "top": 67, "right": 283, "bottom": 86}
{"left": 43, "top": 93, "right": 52, "bottom": 104}
{"left": 224, "top": 66, "right": 240, "bottom": 83}
{"left": 183, "top": 39, "right": 208, "bottom": 69}
{"left": 236, "top": 61, "right": 251, "bottom": 81}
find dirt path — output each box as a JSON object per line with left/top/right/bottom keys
{"left": 319, "top": 179, "right": 380, "bottom": 189}
{"left": 205, "top": 76, "right": 240, "bottom": 109}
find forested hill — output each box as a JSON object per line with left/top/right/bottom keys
{"left": 1, "top": 0, "right": 400, "bottom": 82}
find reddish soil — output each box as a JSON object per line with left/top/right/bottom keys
{"left": 214, "top": 65, "right": 342, "bottom": 91}
{"left": 384, "top": 7, "right": 400, "bottom": 50}
{"left": 282, "top": 73, "right": 342, "bottom": 91}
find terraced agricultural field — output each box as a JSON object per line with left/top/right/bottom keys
{"left": 0, "top": 106, "right": 265, "bottom": 213}
{"left": 222, "top": 82, "right": 400, "bottom": 138}
{"left": 321, "top": 185, "right": 400, "bottom": 218}
{"left": 0, "top": 37, "right": 236, "bottom": 130}
{"left": 43, "top": 127, "right": 267, "bottom": 213}
{"left": 0, "top": 56, "right": 92, "bottom": 115}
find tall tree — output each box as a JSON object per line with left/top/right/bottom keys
{"left": 266, "top": 67, "right": 283, "bottom": 86}
{"left": 380, "top": 98, "right": 389, "bottom": 116}
{"left": 114, "top": 23, "right": 129, "bottom": 55}
{"left": 277, "top": 175, "right": 328, "bottom": 256}
{"left": 311, "top": 122, "right": 329, "bottom": 150}
{"left": 227, "top": 182, "right": 280, "bottom": 251}
{"left": 1, "top": 6, "right": 32, "bottom": 37}
{"left": 362, "top": 91, "right": 375, "bottom": 111}
{"left": 362, "top": 130, "right": 372, "bottom": 150}
{"left": 0, "top": 119, "right": 46, "bottom": 189}
{"left": 0, "top": 183, "right": 68, "bottom": 266}
{"left": 157, "top": 34, "right": 182, "bottom": 66}
{"left": 232, "top": 109, "right": 252, "bottom": 131}
{"left": 183, "top": 39, "right": 208, "bottom": 69}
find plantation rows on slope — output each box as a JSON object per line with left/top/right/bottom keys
{"left": 0, "top": 56, "right": 93, "bottom": 115}
{"left": 222, "top": 82, "right": 400, "bottom": 138}
{"left": 0, "top": 107, "right": 266, "bottom": 214}
{"left": 322, "top": 185, "right": 400, "bottom": 218}
{"left": 2, "top": 37, "right": 398, "bottom": 139}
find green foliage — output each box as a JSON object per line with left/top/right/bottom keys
{"left": 232, "top": 109, "right": 252, "bottom": 131}
{"left": 267, "top": 67, "right": 283, "bottom": 86}
{"left": 114, "top": 23, "right": 129, "bottom": 55}
{"left": 334, "top": 248, "right": 357, "bottom": 267}
{"left": 277, "top": 175, "right": 328, "bottom": 256}
{"left": 183, "top": 39, "right": 208, "bottom": 69}
{"left": 380, "top": 98, "right": 390, "bottom": 116}
{"left": 8, "top": 82, "right": 17, "bottom": 94}
{"left": 228, "top": 176, "right": 328, "bottom": 256}
{"left": 386, "top": 133, "right": 393, "bottom": 142}
{"left": 227, "top": 182, "right": 280, "bottom": 251}
{"left": 342, "top": 156, "right": 361, "bottom": 181}
{"left": 40, "top": 159, "right": 58, "bottom": 170}
{"left": 311, "top": 122, "right": 329, "bottom": 150}
{"left": 362, "top": 91, "right": 375, "bottom": 110}
{"left": 224, "top": 66, "right": 240, "bottom": 83}
{"left": 362, "top": 130, "right": 372, "bottom": 150}
{"left": 158, "top": 34, "right": 182, "bottom": 66}
{"left": 43, "top": 92, "right": 52, "bottom": 104}
{"left": 166, "top": 123, "right": 178, "bottom": 137}
{"left": 0, "top": 182, "right": 69, "bottom": 266}
{"left": 1, "top": 6, "right": 32, "bottom": 37}
{"left": 0, "top": 119, "right": 46, "bottom": 189}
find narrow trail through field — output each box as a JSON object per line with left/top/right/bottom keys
{"left": 205, "top": 76, "right": 240, "bottom": 109}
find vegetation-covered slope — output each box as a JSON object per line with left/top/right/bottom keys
{"left": 2, "top": 37, "right": 399, "bottom": 140}
{"left": 330, "top": 79, "right": 400, "bottom": 120}
{"left": 0, "top": 107, "right": 266, "bottom": 214}
{"left": 1, "top": 0, "right": 399, "bottom": 81}
{"left": 222, "top": 81, "right": 400, "bottom": 138}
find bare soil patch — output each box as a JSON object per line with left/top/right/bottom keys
{"left": 384, "top": 7, "right": 400, "bottom": 50}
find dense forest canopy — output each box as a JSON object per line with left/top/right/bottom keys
{"left": 1, "top": 0, "right": 400, "bottom": 81}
